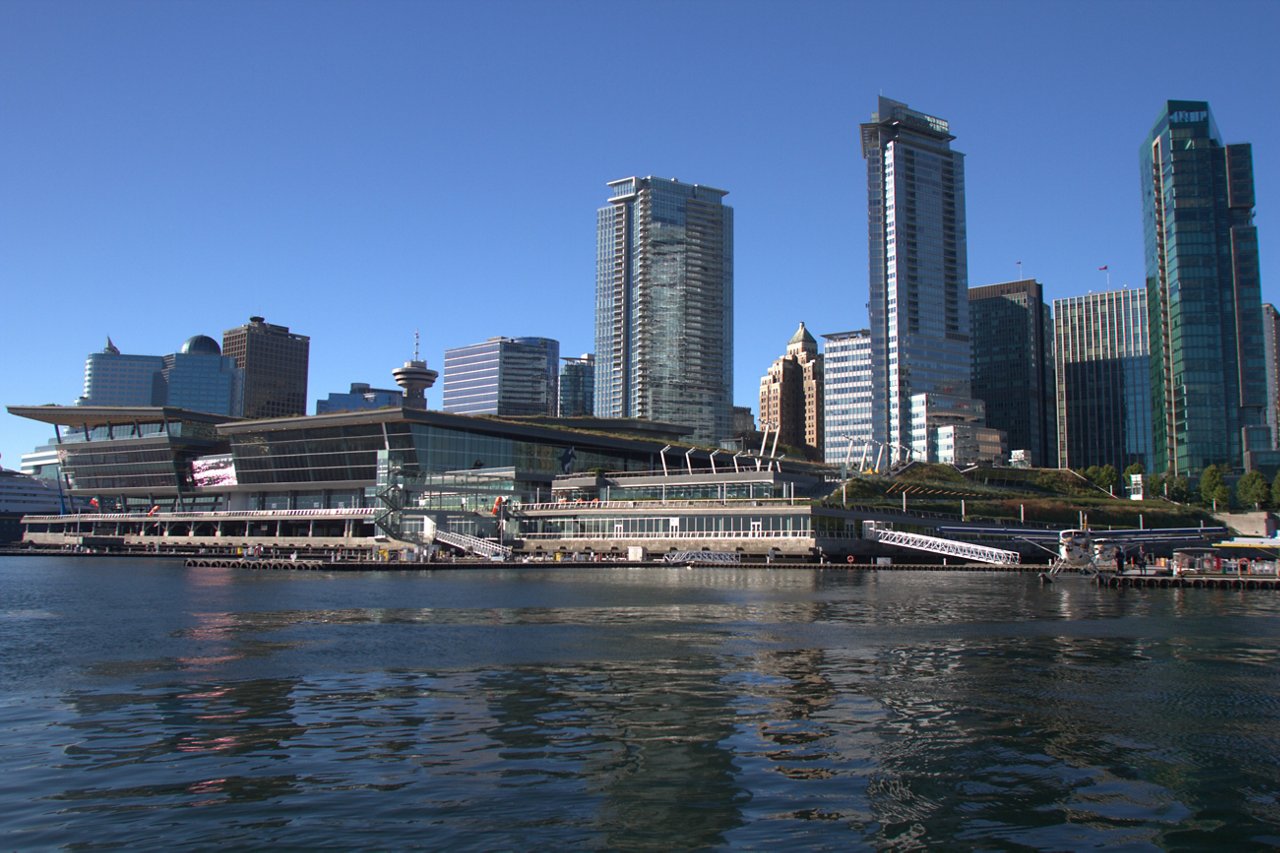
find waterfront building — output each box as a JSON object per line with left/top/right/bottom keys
{"left": 19, "top": 443, "right": 61, "bottom": 480}
{"left": 1262, "top": 304, "right": 1280, "bottom": 450}
{"left": 822, "top": 330, "right": 873, "bottom": 469}
{"left": 758, "top": 322, "right": 824, "bottom": 459}
{"left": 595, "top": 176, "right": 734, "bottom": 444}
{"left": 969, "top": 280, "right": 1056, "bottom": 467}
{"left": 861, "top": 98, "right": 974, "bottom": 463}
{"left": 316, "top": 383, "right": 404, "bottom": 414}
{"left": 0, "top": 468, "right": 70, "bottom": 542}
{"left": 443, "top": 337, "right": 560, "bottom": 417}
{"left": 558, "top": 354, "right": 595, "bottom": 418}
{"left": 222, "top": 316, "right": 310, "bottom": 419}
{"left": 1142, "top": 101, "right": 1268, "bottom": 475}
{"left": 1053, "top": 288, "right": 1152, "bottom": 471}
{"left": 76, "top": 336, "right": 243, "bottom": 416}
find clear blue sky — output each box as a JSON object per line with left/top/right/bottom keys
{"left": 2, "top": 0, "right": 1278, "bottom": 467}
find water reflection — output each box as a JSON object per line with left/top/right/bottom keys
{"left": 3, "top": 558, "right": 1280, "bottom": 848}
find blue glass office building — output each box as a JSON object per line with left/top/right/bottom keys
{"left": 1053, "top": 289, "right": 1152, "bottom": 471}
{"left": 861, "top": 98, "right": 971, "bottom": 459}
{"left": 595, "top": 177, "right": 734, "bottom": 445}
{"left": 316, "top": 383, "right": 405, "bottom": 414}
{"left": 442, "top": 337, "right": 559, "bottom": 417}
{"left": 78, "top": 336, "right": 242, "bottom": 416}
{"left": 558, "top": 354, "right": 595, "bottom": 418}
{"left": 1142, "top": 101, "right": 1267, "bottom": 475}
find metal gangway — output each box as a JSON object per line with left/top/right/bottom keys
{"left": 434, "top": 528, "right": 512, "bottom": 560}
{"left": 864, "top": 523, "right": 1020, "bottom": 566}
{"left": 664, "top": 550, "right": 742, "bottom": 565}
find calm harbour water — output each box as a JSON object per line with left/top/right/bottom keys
{"left": 2, "top": 556, "right": 1279, "bottom": 849}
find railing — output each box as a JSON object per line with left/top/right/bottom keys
{"left": 434, "top": 528, "right": 512, "bottom": 560}
{"left": 518, "top": 529, "right": 826, "bottom": 541}
{"left": 22, "top": 508, "right": 377, "bottom": 522}
{"left": 864, "top": 525, "right": 1020, "bottom": 565}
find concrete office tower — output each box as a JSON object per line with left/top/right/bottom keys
{"left": 442, "top": 336, "right": 559, "bottom": 416}
{"left": 595, "top": 176, "right": 734, "bottom": 444}
{"left": 222, "top": 317, "right": 310, "bottom": 419}
{"left": 970, "top": 280, "right": 1056, "bottom": 467}
{"left": 1263, "top": 304, "right": 1280, "bottom": 450}
{"left": 1143, "top": 101, "right": 1268, "bottom": 475}
{"left": 822, "top": 330, "right": 873, "bottom": 468}
{"left": 1053, "top": 289, "right": 1152, "bottom": 471}
{"left": 558, "top": 354, "right": 595, "bottom": 418}
{"left": 861, "top": 98, "right": 971, "bottom": 463}
{"left": 759, "top": 322, "right": 824, "bottom": 459}
{"left": 77, "top": 336, "right": 243, "bottom": 416}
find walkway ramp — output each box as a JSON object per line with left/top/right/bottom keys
{"left": 424, "top": 516, "right": 513, "bottom": 561}
{"left": 864, "top": 523, "right": 1020, "bottom": 565}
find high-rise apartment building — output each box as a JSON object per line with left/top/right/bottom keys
{"left": 1142, "top": 101, "right": 1267, "bottom": 475}
{"left": 595, "top": 176, "right": 734, "bottom": 444}
{"left": 558, "top": 354, "right": 595, "bottom": 418}
{"left": 222, "top": 317, "right": 309, "bottom": 419}
{"left": 970, "top": 279, "right": 1056, "bottom": 467}
{"left": 1263, "top": 304, "right": 1280, "bottom": 450}
{"left": 758, "top": 323, "right": 823, "bottom": 458}
{"left": 822, "top": 330, "right": 873, "bottom": 468}
{"left": 1053, "top": 289, "right": 1152, "bottom": 471}
{"left": 860, "top": 98, "right": 972, "bottom": 462}
{"left": 442, "top": 336, "right": 560, "bottom": 417}
{"left": 77, "top": 336, "right": 242, "bottom": 416}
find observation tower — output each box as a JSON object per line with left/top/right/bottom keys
{"left": 392, "top": 331, "right": 438, "bottom": 410}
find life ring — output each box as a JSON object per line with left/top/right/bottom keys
{"left": 846, "top": 555, "right": 856, "bottom": 564}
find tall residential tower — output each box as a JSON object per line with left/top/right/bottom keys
{"left": 1142, "top": 101, "right": 1267, "bottom": 475}
{"left": 860, "top": 98, "right": 971, "bottom": 462}
{"left": 595, "top": 176, "right": 734, "bottom": 444}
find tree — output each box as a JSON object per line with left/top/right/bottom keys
{"left": 1273, "top": 470, "right": 1280, "bottom": 508}
{"left": 1199, "top": 465, "right": 1230, "bottom": 509}
{"left": 1123, "top": 462, "right": 1145, "bottom": 477}
{"left": 1097, "top": 464, "right": 1121, "bottom": 493}
{"left": 1165, "top": 474, "right": 1190, "bottom": 503}
{"left": 1236, "top": 470, "right": 1269, "bottom": 510}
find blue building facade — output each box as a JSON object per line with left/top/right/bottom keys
{"left": 558, "top": 354, "right": 595, "bottom": 418}
{"left": 822, "top": 330, "right": 873, "bottom": 467}
{"left": 1142, "top": 100, "right": 1267, "bottom": 475}
{"left": 78, "top": 336, "right": 243, "bottom": 416}
{"left": 317, "top": 383, "right": 405, "bottom": 414}
{"left": 442, "top": 337, "right": 560, "bottom": 417}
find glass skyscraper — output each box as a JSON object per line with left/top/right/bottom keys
{"left": 595, "top": 176, "right": 734, "bottom": 444}
{"left": 821, "top": 330, "right": 873, "bottom": 468}
{"left": 1142, "top": 101, "right": 1267, "bottom": 475}
{"left": 860, "top": 98, "right": 970, "bottom": 461}
{"left": 558, "top": 354, "right": 595, "bottom": 418}
{"left": 1053, "top": 289, "right": 1152, "bottom": 472}
{"left": 970, "top": 280, "right": 1056, "bottom": 467}
{"left": 77, "top": 335, "right": 243, "bottom": 416}
{"left": 442, "top": 336, "right": 560, "bottom": 417}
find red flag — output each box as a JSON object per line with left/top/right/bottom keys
{"left": 148, "top": 505, "right": 160, "bottom": 516}
{"left": 1098, "top": 265, "right": 1108, "bottom": 271}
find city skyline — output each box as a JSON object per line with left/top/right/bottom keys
{"left": 3, "top": 1, "right": 1278, "bottom": 464}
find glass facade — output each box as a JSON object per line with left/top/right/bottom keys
{"left": 79, "top": 350, "right": 165, "bottom": 407}
{"left": 822, "top": 330, "right": 873, "bottom": 467}
{"left": 316, "top": 383, "right": 404, "bottom": 414}
{"left": 969, "top": 280, "right": 1056, "bottom": 467}
{"left": 1263, "top": 304, "right": 1280, "bottom": 450}
{"left": 77, "top": 338, "right": 243, "bottom": 416}
{"left": 442, "top": 337, "right": 560, "bottom": 416}
{"left": 558, "top": 354, "right": 595, "bottom": 417}
{"left": 1053, "top": 289, "right": 1152, "bottom": 471}
{"left": 861, "top": 98, "right": 971, "bottom": 459}
{"left": 1142, "top": 101, "right": 1267, "bottom": 475}
{"left": 595, "top": 176, "right": 734, "bottom": 444}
